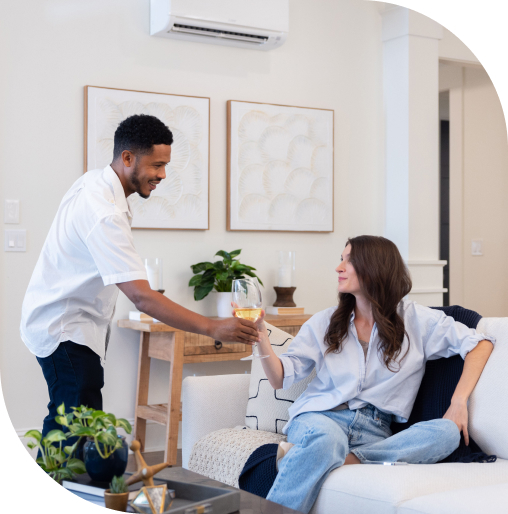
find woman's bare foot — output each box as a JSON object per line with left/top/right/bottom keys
{"left": 344, "top": 453, "right": 361, "bottom": 465}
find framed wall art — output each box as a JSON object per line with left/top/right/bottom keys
{"left": 85, "top": 86, "right": 210, "bottom": 230}
{"left": 227, "top": 100, "right": 334, "bottom": 232}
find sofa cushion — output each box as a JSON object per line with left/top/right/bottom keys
{"left": 187, "top": 427, "right": 285, "bottom": 488}
{"left": 245, "top": 323, "right": 316, "bottom": 433}
{"left": 309, "top": 459, "right": 508, "bottom": 514}
{"left": 469, "top": 317, "right": 508, "bottom": 459}
{"left": 398, "top": 482, "right": 508, "bottom": 514}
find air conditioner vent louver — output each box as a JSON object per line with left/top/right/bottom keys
{"left": 170, "top": 23, "right": 269, "bottom": 45}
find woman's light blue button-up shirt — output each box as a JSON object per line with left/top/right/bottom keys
{"left": 279, "top": 300, "right": 495, "bottom": 434}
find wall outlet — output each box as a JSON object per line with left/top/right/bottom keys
{"left": 4, "top": 199, "right": 20, "bottom": 224}
{"left": 471, "top": 239, "right": 483, "bottom": 256}
{"left": 4, "top": 229, "right": 26, "bottom": 252}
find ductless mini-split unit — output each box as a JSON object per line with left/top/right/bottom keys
{"left": 150, "top": 0, "right": 289, "bottom": 51}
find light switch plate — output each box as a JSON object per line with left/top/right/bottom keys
{"left": 4, "top": 229, "right": 26, "bottom": 252}
{"left": 471, "top": 239, "right": 483, "bottom": 256}
{"left": 4, "top": 200, "right": 20, "bottom": 224}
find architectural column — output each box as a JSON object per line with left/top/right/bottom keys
{"left": 382, "top": 6, "right": 446, "bottom": 306}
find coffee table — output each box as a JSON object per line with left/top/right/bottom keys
{"left": 156, "top": 466, "right": 304, "bottom": 514}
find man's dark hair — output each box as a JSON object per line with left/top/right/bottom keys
{"left": 113, "top": 114, "right": 173, "bottom": 160}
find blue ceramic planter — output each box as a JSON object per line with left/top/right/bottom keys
{"left": 83, "top": 436, "right": 128, "bottom": 483}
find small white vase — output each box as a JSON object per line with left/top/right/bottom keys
{"left": 213, "top": 291, "right": 233, "bottom": 318}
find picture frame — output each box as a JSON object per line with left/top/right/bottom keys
{"left": 227, "top": 100, "right": 334, "bottom": 232}
{"left": 85, "top": 85, "right": 210, "bottom": 230}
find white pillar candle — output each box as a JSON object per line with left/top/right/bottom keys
{"left": 278, "top": 266, "right": 292, "bottom": 287}
{"left": 146, "top": 266, "right": 159, "bottom": 290}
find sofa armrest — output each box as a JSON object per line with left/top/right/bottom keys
{"left": 181, "top": 373, "right": 250, "bottom": 469}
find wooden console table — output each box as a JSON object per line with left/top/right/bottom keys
{"left": 118, "top": 314, "right": 311, "bottom": 465}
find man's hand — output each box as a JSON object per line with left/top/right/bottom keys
{"left": 210, "top": 317, "right": 260, "bottom": 344}
{"left": 443, "top": 399, "right": 469, "bottom": 445}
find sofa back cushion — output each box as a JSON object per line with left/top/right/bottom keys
{"left": 469, "top": 317, "right": 508, "bottom": 459}
{"left": 245, "top": 323, "right": 316, "bottom": 434}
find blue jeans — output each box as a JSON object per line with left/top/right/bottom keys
{"left": 36, "top": 341, "right": 104, "bottom": 459}
{"left": 266, "top": 405, "right": 460, "bottom": 514}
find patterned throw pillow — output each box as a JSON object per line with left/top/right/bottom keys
{"left": 245, "top": 322, "right": 316, "bottom": 434}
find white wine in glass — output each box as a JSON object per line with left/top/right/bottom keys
{"left": 231, "top": 278, "right": 268, "bottom": 360}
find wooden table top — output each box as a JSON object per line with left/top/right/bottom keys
{"left": 118, "top": 314, "right": 312, "bottom": 333}
{"left": 157, "top": 467, "right": 304, "bottom": 514}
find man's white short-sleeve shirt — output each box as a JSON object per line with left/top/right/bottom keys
{"left": 20, "top": 166, "right": 147, "bottom": 360}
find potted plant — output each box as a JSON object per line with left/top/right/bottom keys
{"left": 104, "top": 475, "right": 130, "bottom": 512}
{"left": 189, "top": 249, "right": 263, "bottom": 317}
{"left": 62, "top": 405, "right": 132, "bottom": 483}
{"left": 24, "top": 423, "right": 86, "bottom": 484}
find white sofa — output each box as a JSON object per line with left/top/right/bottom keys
{"left": 182, "top": 317, "right": 508, "bottom": 514}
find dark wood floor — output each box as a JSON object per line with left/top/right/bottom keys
{"left": 126, "top": 449, "right": 182, "bottom": 471}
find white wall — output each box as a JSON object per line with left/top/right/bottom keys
{"left": 461, "top": 67, "right": 508, "bottom": 316}
{"left": 0, "top": 0, "right": 385, "bottom": 450}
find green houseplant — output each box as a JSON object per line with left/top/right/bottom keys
{"left": 189, "top": 249, "right": 263, "bottom": 300}
{"left": 104, "top": 475, "right": 130, "bottom": 512}
{"left": 189, "top": 250, "right": 264, "bottom": 318}
{"left": 24, "top": 425, "right": 86, "bottom": 484}
{"left": 63, "top": 405, "right": 132, "bottom": 483}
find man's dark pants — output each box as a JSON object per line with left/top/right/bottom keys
{"left": 36, "top": 341, "right": 104, "bottom": 458}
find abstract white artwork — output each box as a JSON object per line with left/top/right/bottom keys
{"left": 86, "top": 86, "right": 209, "bottom": 229}
{"left": 227, "top": 100, "right": 334, "bottom": 232}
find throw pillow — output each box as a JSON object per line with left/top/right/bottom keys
{"left": 245, "top": 323, "right": 316, "bottom": 434}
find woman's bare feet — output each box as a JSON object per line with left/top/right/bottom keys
{"left": 344, "top": 453, "right": 361, "bottom": 465}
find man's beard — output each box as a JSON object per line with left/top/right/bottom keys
{"left": 131, "top": 162, "right": 150, "bottom": 199}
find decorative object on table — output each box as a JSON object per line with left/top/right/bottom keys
{"left": 270, "top": 250, "right": 302, "bottom": 310}
{"left": 129, "top": 311, "right": 160, "bottom": 323}
{"left": 125, "top": 440, "right": 169, "bottom": 488}
{"left": 265, "top": 306, "right": 305, "bottom": 315}
{"left": 189, "top": 249, "right": 263, "bottom": 317}
{"left": 131, "top": 484, "right": 175, "bottom": 514}
{"left": 144, "top": 257, "right": 165, "bottom": 294}
{"left": 85, "top": 85, "right": 210, "bottom": 230}
{"left": 24, "top": 404, "right": 86, "bottom": 483}
{"left": 104, "top": 475, "right": 130, "bottom": 512}
{"left": 62, "top": 405, "right": 132, "bottom": 483}
{"left": 227, "top": 100, "right": 334, "bottom": 232}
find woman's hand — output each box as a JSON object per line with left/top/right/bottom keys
{"left": 443, "top": 399, "right": 469, "bottom": 445}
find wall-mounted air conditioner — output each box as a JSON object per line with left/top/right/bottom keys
{"left": 150, "top": 0, "right": 289, "bottom": 51}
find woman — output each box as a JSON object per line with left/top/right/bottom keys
{"left": 254, "top": 236, "right": 494, "bottom": 514}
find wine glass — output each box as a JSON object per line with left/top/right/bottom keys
{"left": 232, "top": 278, "right": 268, "bottom": 360}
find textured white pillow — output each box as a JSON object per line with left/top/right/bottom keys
{"left": 245, "top": 322, "right": 316, "bottom": 434}
{"left": 469, "top": 317, "right": 508, "bottom": 459}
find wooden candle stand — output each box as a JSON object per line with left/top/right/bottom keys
{"left": 273, "top": 286, "right": 297, "bottom": 307}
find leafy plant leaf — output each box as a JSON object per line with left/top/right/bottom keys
{"left": 215, "top": 250, "right": 231, "bottom": 261}
{"left": 116, "top": 418, "right": 132, "bottom": 434}
{"left": 56, "top": 403, "right": 66, "bottom": 416}
{"left": 194, "top": 283, "right": 214, "bottom": 301}
{"left": 24, "top": 429, "right": 42, "bottom": 442}
{"left": 188, "top": 275, "right": 202, "bottom": 287}
{"left": 71, "top": 426, "right": 95, "bottom": 437}
{"left": 55, "top": 415, "right": 68, "bottom": 427}
{"left": 105, "top": 413, "right": 117, "bottom": 426}
{"left": 97, "top": 431, "right": 117, "bottom": 447}
{"left": 67, "top": 459, "right": 86, "bottom": 474}
{"left": 229, "top": 249, "right": 241, "bottom": 258}
{"left": 45, "top": 430, "right": 68, "bottom": 443}
{"left": 191, "top": 262, "right": 212, "bottom": 274}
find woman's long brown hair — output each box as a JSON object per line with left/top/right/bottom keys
{"left": 324, "top": 236, "right": 412, "bottom": 372}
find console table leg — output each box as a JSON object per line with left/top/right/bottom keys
{"left": 165, "top": 332, "right": 184, "bottom": 465}
{"left": 134, "top": 332, "right": 151, "bottom": 452}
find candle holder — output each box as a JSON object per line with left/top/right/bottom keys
{"left": 273, "top": 286, "right": 297, "bottom": 307}
{"left": 144, "top": 258, "right": 165, "bottom": 294}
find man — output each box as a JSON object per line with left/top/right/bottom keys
{"left": 20, "top": 114, "right": 259, "bottom": 440}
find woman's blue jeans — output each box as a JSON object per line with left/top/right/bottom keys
{"left": 266, "top": 405, "right": 460, "bottom": 514}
